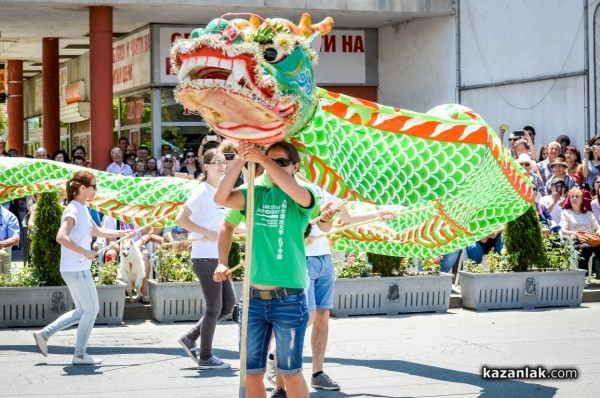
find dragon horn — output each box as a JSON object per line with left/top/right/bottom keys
{"left": 299, "top": 14, "right": 334, "bottom": 37}
{"left": 248, "top": 14, "right": 261, "bottom": 29}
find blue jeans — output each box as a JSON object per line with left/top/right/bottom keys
{"left": 440, "top": 250, "right": 462, "bottom": 273}
{"left": 306, "top": 255, "right": 335, "bottom": 311}
{"left": 239, "top": 292, "right": 308, "bottom": 376}
{"left": 466, "top": 234, "right": 505, "bottom": 265}
{"left": 41, "top": 270, "right": 99, "bottom": 356}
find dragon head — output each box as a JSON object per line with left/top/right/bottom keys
{"left": 171, "top": 13, "right": 333, "bottom": 144}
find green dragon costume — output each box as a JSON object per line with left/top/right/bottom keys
{"left": 0, "top": 13, "right": 533, "bottom": 258}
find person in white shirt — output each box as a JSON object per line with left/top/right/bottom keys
{"left": 175, "top": 149, "right": 234, "bottom": 369}
{"left": 33, "top": 170, "right": 131, "bottom": 365}
{"left": 106, "top": 147, "right": 133, "bottom": 176}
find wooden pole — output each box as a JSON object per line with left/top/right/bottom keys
{"left": 239, "top": 162, "right": 255, "bottom": 397}
{"left": 79, "top": 211, "right": 175, "bottom": 263}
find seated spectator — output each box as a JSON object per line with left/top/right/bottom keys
{"left": 72, "top": 156, "right": 86, "bottom": 166}
{"left": 590, "top": 175, "right": 600, "bottom": 223}
{"left": 540, "top": 177, "right": 568, "bottom": 223}
{"left": 556, "top": 134, "right": 571, "bottom": 155}
{"left": 106, "top": 147, "right": 134, "bottom": 176}
{"left": 156, "top": 145, "right": 181, "bottom": 170}
{"left": 133, "top": 160, "right": 146, "bottom": 177}
{"left": 515, "top": 130, "right": 536, "bottom": 161}
{"left": 179, "top": 150, "right": 203, "bottom": 179}
{"left": 538, "top": 144, "right": 548, "bottom": 162}
{"left": 563, "top": 145, "right": 583, "bottom": 186}
{"left": 0, "top": 204, "right": 20, "bottom": 276}
{"left": 35, "top": 147, "right": 48, "bottom": 159}
{"left": 197, "top": 134, "right": 222, "bottom": 158}
{"left": 466, "top": 227, "right": 504, "bottom": 265}
{"left": 544, "top": 157, "right": 577, "bottom": 193}
{"left": 536, "top": 200, "right": 559, "bottom": 235}
{"left": 137, "top": 146, "right": 150, "bottom": 163}
{"left": 160, "top": 154, "right": 176, "bottom": 177}
{"left": 8, "top": 148, "right": 19, "bottom": 157}
{"left": 517, "top": 154, "right": 545, "bottom": 196}
{"left": 126, "top": 144, "right": 137, "bottom": 155}
{"left": 71, "top": 146, "right": 91, "bottom": 167}
{"left": 560, "top": 187, "right": 600, "bottom": 275}
{"left": 0, "top": 137, "right": 8, "bottom": 156}
{"left": 145, "top": 157, "right": 160, "bottom": 177}
{"left": 218, "top": 139, "right": 247, "bottom": 187}
{"left": 523, "top": 125, "right": 537, "bottom": 144}
{"left": 51, "top": 149, "right": 70, "bottom": 163}
{"left": 538, "top": 141, "right": 561, "bottom": 185}
{"left": 118, "top": 136, "right": 129, "bottom": 154}
{"left": 583, "top": 135, "right": 600, "bottom": 190}
{"left": 125, "top": 153, "right": 136, "bottom": 170}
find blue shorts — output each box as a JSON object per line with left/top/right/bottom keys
{"left": 239, "top": 292, "right": 309, "bottom": 376}
{"left": 306, "top": 255, "right": 335, "bottom": 311}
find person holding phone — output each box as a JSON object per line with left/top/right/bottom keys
{"left": 583, "top": 135, "right": 600, "bottom": 189}
{"left": 217, "top": 140, "right": 247, "bottom": 187}
{"left": 540, "top": 177, "right": 568, "bottom": 223}
{"left": 197, "top": 134, "right": 222, "bottom": 157}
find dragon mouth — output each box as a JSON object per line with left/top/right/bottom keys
{"left": 174, "top": 47, "right": 297, "bottom": 143}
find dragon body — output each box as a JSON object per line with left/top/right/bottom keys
{"left": 0, "top": 13, "right": 533, "bottom": 258}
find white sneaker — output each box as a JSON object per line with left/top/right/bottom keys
{"left": 72, "top": 353, "right": 103, "bottom": 365}
{"left": 33, "top": 331, "right": 48, "bottom": 357}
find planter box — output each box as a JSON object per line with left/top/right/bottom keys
{"left": 147, "top": 280, "right": 203, "bottom": 322}
{"left": 0, "top": 283, "right": 126, "bottom": 328}
{"left": 459, "top": 269, "right": 586, "bottom": 311}
{"left": 95, "top": 283, "right": 127, "bottom": 325}
{"left": 330, "top": 273, "right": 452, "bottom": 317}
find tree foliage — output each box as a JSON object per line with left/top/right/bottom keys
{"left": 30, "top": 193, "right": 64, "bottom": 286}
{"left": 504, "top": 204, "right": 548, "bottom": 272}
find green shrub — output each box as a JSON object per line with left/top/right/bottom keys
{"left": 0, "top": 265, "right": 41, "bottom": 287}
{"left": 91, "top": 260, "right": 120, "bottom": 285}
{"left": 335, "top": 252, "right": 371, "bottom": 278}
{"left": 504, "top": 204, "right": 547, "bottom": 272}
{"left": 30, "top": 193, "right": 64, "bottom": 286}
{"left": 368, "top": 253, "right": 402, "bottom": 276}
{"left": 228, "top": 241, "right": 245, "bottom": 281}
{"left": 154, "top": 249, "right": 196, "bottom": 282}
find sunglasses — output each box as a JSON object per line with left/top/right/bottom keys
{"left": 209, "top": 160, "right": 227, "bottom": 166}
{"left": 86, "top": 184, "right": 97, "bottom": 190}
{"left": 186, "top": 155, "right": 195, "bottom": 158}
{"left": 272, "top": 158, "right": 294, "bottom": 167}
{"left": 508, "top": 138, "right": 519, "bottom": 142}
{"left": 520, "top": 162, "right": 531, "bottom": 167}
{"left": 164, "top": 159, "right": 173, "bottom": 163}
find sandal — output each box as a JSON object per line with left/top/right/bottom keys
{"left": 139, "top": 296, "right": 151, "bottom": 305}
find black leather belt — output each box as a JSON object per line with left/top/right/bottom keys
{"left": 250, "top": 287, "right": 303, "bottom": 300}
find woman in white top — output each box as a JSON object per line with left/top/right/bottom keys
{"left": 33, "top": 170, "right": 131, "bottom": 365}
{"left": 560, "top": 187, "right": 600, "bottom": 274}
{"left": 175, "top": 149, "right": 234, "bottom": 369}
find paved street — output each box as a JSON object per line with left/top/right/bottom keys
{"left": 1, "top": 301, "right": 599, "bottom": 397}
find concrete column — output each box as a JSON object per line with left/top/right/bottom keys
{"left": 89, "top": 5, "right": 113, "bottom": 169}
{"left": 42, "top": 37, "right": 60, "bottom": 155}
{"left": 7, "top": 60, "right": 24, "bottom": 155}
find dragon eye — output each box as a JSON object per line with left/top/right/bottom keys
{"left": 263, "top": 46, "right": 286, "bottom": 63}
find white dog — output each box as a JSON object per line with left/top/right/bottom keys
{"left": 119, "top": 238, "right": 146, "bottom": 302}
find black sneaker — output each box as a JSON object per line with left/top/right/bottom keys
{"left": 177, "top": 336, "right": 199, "bottom": 365}
{"left": 312, "top": 372, "right": 340, "bottom": 390}
{"left": 271, "top": 388, "right": 287, "bottom": 398}
{"left": 197, "top": 355, "right": 231, "bottom": 370}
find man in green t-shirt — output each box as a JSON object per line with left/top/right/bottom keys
{"left": 214, "top": 141, "right": 315, "bottom": 398}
